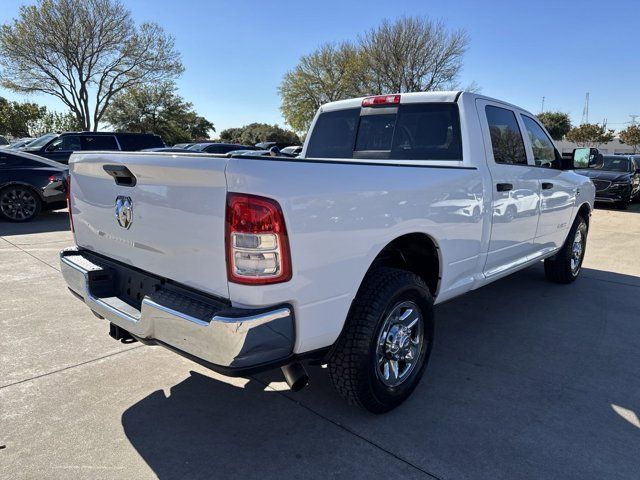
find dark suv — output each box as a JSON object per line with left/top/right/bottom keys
{"left": 22, "top": 132, "right": 165, "bottom": 164}
{"left": 576, "top": 154, "right": 640, "bottom": 209}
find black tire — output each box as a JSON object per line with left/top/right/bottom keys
{"left": 0, "top": 185, "right": 42, "bottom": 222}
{"left": 471, "top": 207, "right": 481, "bottom": 223}
{"left": 505, "top": 205, "right": 516, "bottom": 222}
{"left": 328, "top": 267, "right": 434, "bottom": 413}
{"left": 544, "top": 214, "right": 588, "bottom": 284}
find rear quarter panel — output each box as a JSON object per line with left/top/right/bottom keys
{"left": 226, "top": 157, "right": 485, "bottom": 353}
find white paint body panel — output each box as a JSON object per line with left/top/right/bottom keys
{"left": 68, "top": 92, "right": 595, "bottom": 355}
{"left": 70, "top": 152, "right": 230, "bottom": 298}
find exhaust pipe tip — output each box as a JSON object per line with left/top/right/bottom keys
{"left": 281, "top": 362, "right": 309, "bottom": 392}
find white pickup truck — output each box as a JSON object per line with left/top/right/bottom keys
{"left": 60, "top": 92, "right": 595, "bottom": 413}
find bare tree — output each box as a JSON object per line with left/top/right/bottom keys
{"left": 360, "top": 16, "right": 469, "bottom": 94}
{"left": 0, "top": 0, "right": 183, "bottom": 131}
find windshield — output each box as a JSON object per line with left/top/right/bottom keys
{"left": 187, "top": 143, "right": 209, "bottom": 151}
{"left": 24, "top": 133, "right": 58, "bottom": 150}
{"left": 592, "top": 156, "right": 631, "bottom": 172}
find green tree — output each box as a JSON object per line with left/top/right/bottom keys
{"left": 0, "top": 0, "right": 183, "bottom": 131}
{"left": 618, "top": 125, "right": 640, "bottom": 153}
{"left": 279, "top": 42, "right": 367, "bottom": 132}
{"left": 219, "top": 123, "right": 300, "bottom": 146}
{"left": 28, "top": 110, "right": 82, "bottom": 137}
{"left": 537, "top": 112, "right": 572, "bottom": 140}
{"left": 565, "top": 123, "right": 615, "bottom": 147}
{"left": 0, "top": 97, "right": 45, "bottom": 137}
{"left": 279, "top": 16, "right": 471, "bottom": 133}
{"left": 103, "top": 82, "right": 214, "bottom": 145}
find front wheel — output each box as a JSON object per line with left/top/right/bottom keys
{"left": 544, "top": 215, "right": 588, "bottom": 283}
{"left": 328, "top": 267, "right": 434, "bottom": 413}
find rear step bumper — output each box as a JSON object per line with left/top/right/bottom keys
{"left": 60, "top": 248, "right": 294, "bottom": 373}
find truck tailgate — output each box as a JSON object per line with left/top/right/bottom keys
{"left": 69, "top": 152, "right": 229, "bottom": 299}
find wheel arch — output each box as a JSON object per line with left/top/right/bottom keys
{"left": 361, "top": 232, "right": 441, "bottom": 299}
{"left": 576, "top": 201, "right": 592, "bottom": 227}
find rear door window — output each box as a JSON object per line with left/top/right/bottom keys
{"left": 306, "top": 103, "right": 462, "bottom": 160}
{"left": 81, "top": 135, "right": 119, "bottom": 151}
{"left": 485, "top": 106, "right": 528, "bottom": 166}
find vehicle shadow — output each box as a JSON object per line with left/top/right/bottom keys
{"left": 121, "top": 264, "right": 640, "bottom": 479}
{"left": 0, "top": 209, "right": 70, "bottom": 237}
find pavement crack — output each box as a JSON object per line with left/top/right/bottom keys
{"left": 257, "top": 378, "right": 443, "bottom": 480}
{"left": 0, "top": 236, "right": 61, "bottom": 272}
{"left": 0, "top": 346, "right": 143, "bottom": 391}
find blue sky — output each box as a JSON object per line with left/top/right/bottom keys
{"left": 1, "top": 0, "right": 638, "bottom": 133}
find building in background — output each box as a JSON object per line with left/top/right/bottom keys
{"left": 555, "top": 138, "right": 637, "bottom": 156}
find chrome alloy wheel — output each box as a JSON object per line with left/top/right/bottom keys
{"left": 0, "top": 187, "right": 38, "bottom": 221}
{"left": 571, "top": 229, "right": 585, "bottom": 275}
{"left": 375, "top": 301, "right": 424, "bottom": 388}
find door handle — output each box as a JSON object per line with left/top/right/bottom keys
{"left": 496, "top": 183, "right": 513, "bottom": 192}
{"left": 103, "top": 164, "right": 137, "bottom": 187}
{"left": 542, "top": 182, "right": 554, "bottom": 190}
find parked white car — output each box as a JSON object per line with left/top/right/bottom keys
{"left": 493, "top": 188, "right": 539, "bottom": 221}
{"left": 60, "top": 91, "right": 595, "bottom": 412}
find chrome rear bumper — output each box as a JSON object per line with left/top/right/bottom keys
{"left": 60, "top": 248, "right": 294, "bottom": 372}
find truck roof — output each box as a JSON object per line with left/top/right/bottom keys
{"left": 319, "top": 91, "right": 531, "bottom": 116}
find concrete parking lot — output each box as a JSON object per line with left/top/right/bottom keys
{"left": 1, "top": 206, "right": 639, "bottom": 480}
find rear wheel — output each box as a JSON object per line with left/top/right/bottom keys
{"left": 0, "top": 186, "right": 41, "bottom": 222}
{"left": 544, "top": 215, "right": 588, "bottom": 283}
{"left": 328, "top": 267, "right": 434, "bottom": 413}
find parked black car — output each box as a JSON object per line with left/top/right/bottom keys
{"left": 187, "top": 142, "right": 256, "bottom": 154}
{"left": 0, "top": 149, "right": 67, "bottom": 222}
{"left": 576, "top": 154, "right": 640, "bottom": 209}
{"left": 21, "top": 132, "right": 165, "bottom": 164}
{"left": 255, "top": 141, "right": 292, "bottom": 150}
{"left": 141, "top": 147, "right": 194, "bottom": 153}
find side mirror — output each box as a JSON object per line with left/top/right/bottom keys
{"left": 572, "top": 147, "right": 600, "bottom": 169}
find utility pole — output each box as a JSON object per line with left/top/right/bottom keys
{"left": 540, "top": 96, "right": 545, "bottom": 113}
{"left": 581, "top": 92, "right": 590, "bottom": 124}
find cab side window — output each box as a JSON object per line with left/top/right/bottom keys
{"left": 81, "top": 135, "right": 119, "bottom": 151}
{"left": 485, "top": 106, "right": 528, "bottom": 166}
{"left": 522, "top": 115, "right": 558, "bottom": 168}
{"left": 49, "top": 135, "right": 81, "bottom": 152}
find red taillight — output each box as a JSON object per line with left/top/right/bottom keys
{"left": 66, "top": 174, "right": 74, "bottom": 232}
{"left": 362, "top": 94, "right": 401, "bottom": 107}
{"left": 225, "top": 193, "right": 291, "bottom": 284}
{"left": 48, "top": 175, "right": 61, "bottom": 183}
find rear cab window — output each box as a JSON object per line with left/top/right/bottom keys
{"left": 306, "top": 103, "right": 462, "bottom": 161}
